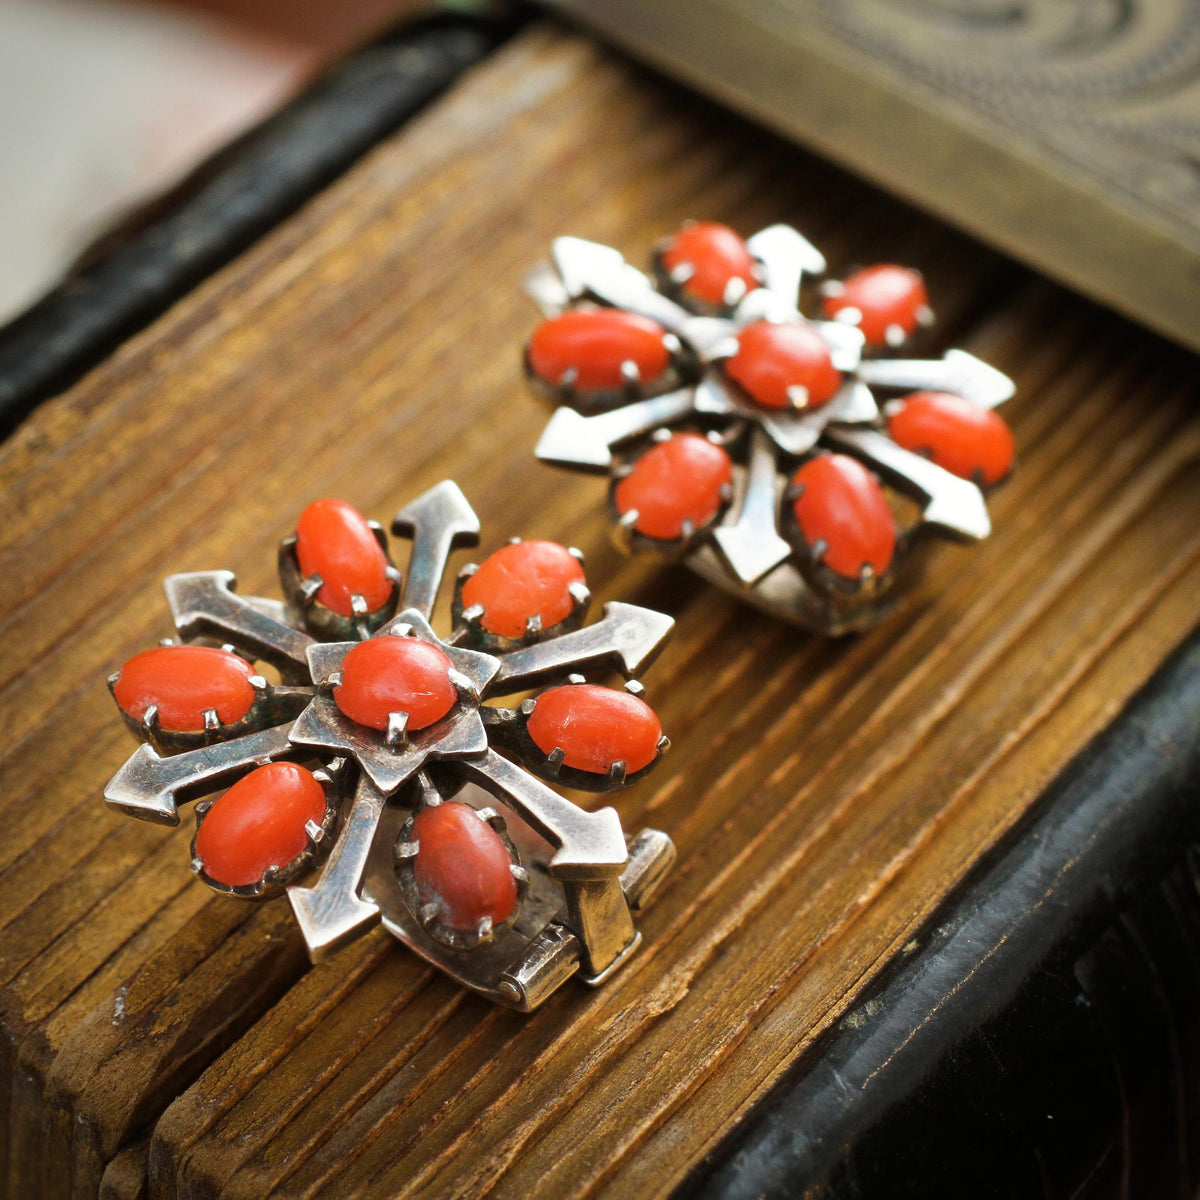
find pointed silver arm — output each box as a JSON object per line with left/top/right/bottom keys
{"left": 535, "top": 389, "right": 697, "bottom": 470}
{"left": 746, "top": 224, "right": 826, "bottom": 306}
{"left": 165, "top": 571, "right": 314, "bottom": 682}
{"left": 856, "top": 349, "right": 1015, "bottom": 409}
{"left": 391, "top": 480, "right": 480, "bottom": 618}
{"left": 461, "top": 751, "right": 637, "bottom": 978}
{"left": 491, "top": 602, "right": 674, "bottom": 693}
{"left": 553, "top": 236, "right": 687, "bottom": 326}
{"left": 712, "top": 425, "right": 793, "bottom": 586}
{"left": 463, "top": 750, "right": 627, "bottom": 877}
{"left": 524, "top": 261, "right": 571, "bottom": 316}
{"left": 826, "top": 427, "right": 992, "bottom": 540}
{"left": 288, "top": 771, "right": 386, "bottom": 960}
{"left": 103, "top": 724, "right": 295, "bottom": 826}
{"left": 550, "top": 236, "right": 732, "bottom": 354}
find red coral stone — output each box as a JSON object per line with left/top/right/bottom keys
{"left": 821, "top": 264, "right": 928, "bottom": 346}
{"left": 295, "top": 498, "right": 392, "bottom": 617}
{"left": 661, "top": 221, "right": 759, "bottom": 306}
{"left": 528, "top": 309, "right": 671, "bottom": 392}
{"left": 460, "top": 540, "right": 585, "bottom": 640}
{"left": 724, "top": 320, "right": 841, "bottom": 410}
{"left": 412, "top": 802, "right": 517, "bottom": 932}
{"left": 528, "top": 684, "right": 661, "bottom": 775}
{"left": 334, "top": 636, "right": 456, "bottom": 731}
{"left": 791, "top": 454, "right": 896, "bottom": 580}
{"left": 194, "top": 762, "right": 326, "bottom": 888}
{"left": 614, "top": 432, "right": 733, "bottom": 541}
{"left": 113, "top": 645, "right": 256, "bottom": 731}
{"left": 887, "top": 391, "right": 1015, "bottom": 487}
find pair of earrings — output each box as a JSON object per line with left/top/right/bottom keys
{"left": 103, "top": 220, "right": 1014, "bottom": 1009}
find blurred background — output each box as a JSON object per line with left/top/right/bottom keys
{"left": 0, "top": 0, "right": 409, "bottom": 324}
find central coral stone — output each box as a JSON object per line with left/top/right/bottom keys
{"left": 724, "top": 320, "right": 841, "bottom": 410}
{"left": 334, "top": 635, "right": 457, "bottom": 732}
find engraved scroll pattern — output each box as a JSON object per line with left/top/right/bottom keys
{"left": 786, "top": 0, "right": 1200, "bottom": 236}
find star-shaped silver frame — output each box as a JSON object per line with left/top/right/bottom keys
{"left": 104, "top": 481, "right": 676, "bottom": 1010}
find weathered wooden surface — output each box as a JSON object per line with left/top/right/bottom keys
{"left": 1, "top": 23, "right": 1198, "bottom": 1199}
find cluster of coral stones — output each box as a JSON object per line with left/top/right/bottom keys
{"left": 110, "top": 498, "right": 662, "bottom": 938}
{"left": 527, "top": 221, "right": 1015, "bottom": 590}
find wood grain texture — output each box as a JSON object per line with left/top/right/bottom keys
{"left": 1, "top": 22, "right": 1198, "bottom": 1199}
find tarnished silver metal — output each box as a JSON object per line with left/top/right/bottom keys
{"left": 524, "top": 222, "right": 1017, "bottom": 634}
{"left": 390, "top": 480, "right": 480, "bottom": 619}
{"left": 164, "top": 571, "right": 316, "bottom": 682}
{"left": 104, "top": 724, "right": 300, "bottom": 825}
{"left": 103, "top": 481, "right": 676, "bottom": 1009}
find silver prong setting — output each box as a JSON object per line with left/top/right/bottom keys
{"left": 386, "top": 711, "right": 410, "bottom": 748}
{"left": 299, "top": 574, "right": 324, "bottom": 604}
